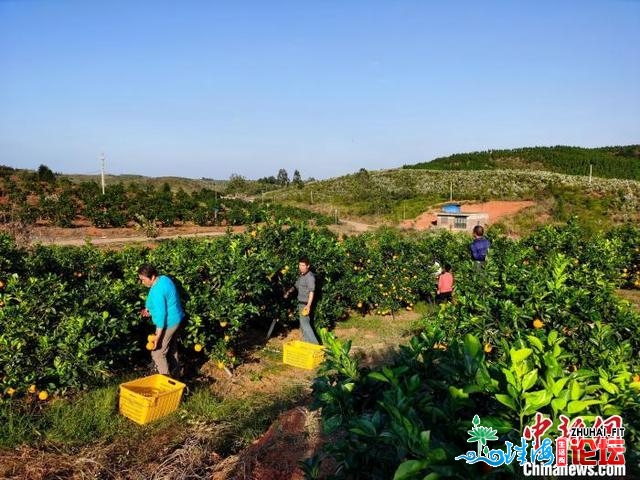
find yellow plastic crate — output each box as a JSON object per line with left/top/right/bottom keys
{"left": 119, "top": 374, "right": 186, "bottom": 425}
{"left": 283, "top": 340, "right": 324, "bottom": 369}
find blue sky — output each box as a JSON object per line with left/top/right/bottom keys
{"left": 1, "top": 1, "right": 638, "bottom": 180}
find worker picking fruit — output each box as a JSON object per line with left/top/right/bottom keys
{"left": 138, "top": 264, "right": 185, "bottom": 378}
{"left": 283, "top": 255, "right": 319, "bottom": 344}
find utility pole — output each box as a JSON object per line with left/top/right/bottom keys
{"left": 100, "top": 153, "right": 106, "bottom": 195}
{"left": 589, "top": 164, "right": 593, "bottom": 184}
{"left": 449, "top": 181, "right": 453, "bottom": 201}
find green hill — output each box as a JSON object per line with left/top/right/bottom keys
{"left": 268, "top": 168, "right": 640, "bottom": 209}
{"left": 403, "top": 145, "right": 640, "bottom": 180}
{"left": 265, "top": 167, "right": 640, "bottom": 231}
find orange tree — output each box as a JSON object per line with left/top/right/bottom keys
{"left": 608, "top": 223, "right": 640, "bottom": 289}
{"left": 0, "top": 244, "right": 145, "bottom": 395}
{"left": 341, "top": 228, "right": 437, "bottom": 316}
{"left": 1, "top": 221, "right": 639, "bottom": 402}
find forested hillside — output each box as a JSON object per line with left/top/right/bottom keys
{"left": 404, "top": 145, "right": 640, "bottom": 180}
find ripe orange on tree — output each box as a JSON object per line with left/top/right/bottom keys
{"left": 38, "top": 391, "right": 49, "bottom": 401}
{"left": 146, "top": 341, "right": 155, "bottom": 350}
{"left": 194, "top": 344, "right": 203, "bottom": 352}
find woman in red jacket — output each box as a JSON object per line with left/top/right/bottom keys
{"left": 436, "top": 263, "right": 454, "bottom": 303}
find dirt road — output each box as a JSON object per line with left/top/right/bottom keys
{"left": 32, "top": 230, "right": 235, "bottom": 247}
{"left": 335, "top": 219, "right": 374, "bottom": 233}
{"left": 21, "top": 224, "right": 246, "bottom": 247}
{"left": 24, "top": 221, "right": 375, "bottom": 247}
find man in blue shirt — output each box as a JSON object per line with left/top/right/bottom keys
{"left": 138, "top": 264, "right": 185, "bottom": 377}
{"left": 470, "top": 225, "right": 490, "bottom": 268}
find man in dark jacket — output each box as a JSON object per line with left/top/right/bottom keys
{"left": 470, "top": 225, "right": 490, "bottom": 269}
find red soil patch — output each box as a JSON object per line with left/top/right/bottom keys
{"left": 400, "top": 200, "right": 536, "bottom": 230}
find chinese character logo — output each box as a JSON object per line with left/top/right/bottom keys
{"left": 454, "top": 413, "right": 627, "bottom": 476}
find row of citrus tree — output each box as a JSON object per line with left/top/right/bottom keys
{"left": 0, "top": 175, "right": 334, "bottom": 228}
{"left": 0, "top": 220, "right": 638, "bottom": 399}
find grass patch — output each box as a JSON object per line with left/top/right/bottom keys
{"left": 412, "top": 300, "right": 435, "bottom": 316}
{"left": 255, "top": 345, "right": 286, "bottom": 362}
{"left": 339, "top": 312, "right": 396, "bottom": 332}
{"left": 0, "top": 401, "right": 40, "bottom": 448}
{"left": 180, "top": 385, "right": 224, "bottom": 420}
{"left": 0, "top": 383, "right": 133, "bottom": 448}
{"left": 255, "top": 356, "right": 290, "bottom": 377}
{"left": 43, "top": 385, "right": 130, "bottom": 445}
{"left": 387, "top": 195, "right": 443, "bottom": 223}
{"left": 336, "top": 307, "right": 424, "bottom": 346}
